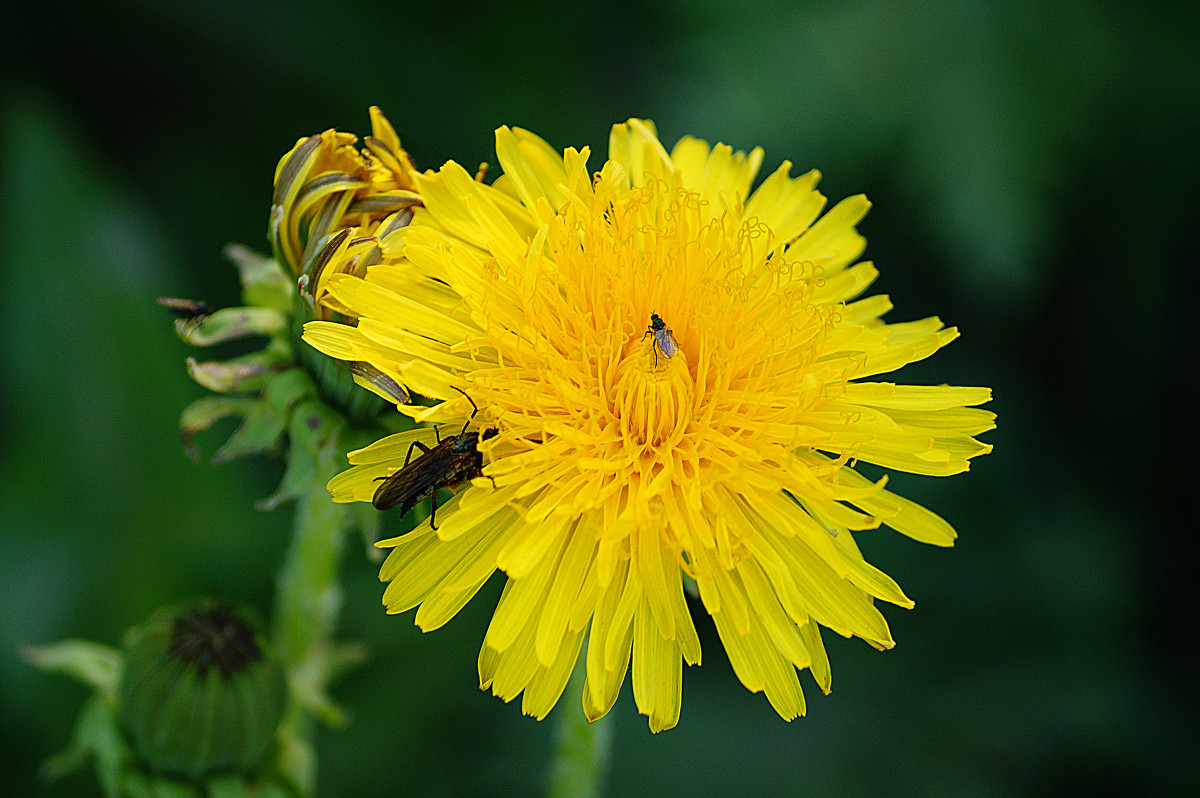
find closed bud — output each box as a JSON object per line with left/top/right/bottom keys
{"left": 118, "top": 601, "right": 287, "bottom": 782}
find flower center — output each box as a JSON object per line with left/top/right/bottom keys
{"left": 170, "top": 604, "right": 262, "bottom": 678}
{"left": 473, "top": 166, "right": 844, "bottom": 523}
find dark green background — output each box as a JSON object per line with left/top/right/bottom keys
{"left": 2, "top": 1, "right": 1195, "bottom": 795}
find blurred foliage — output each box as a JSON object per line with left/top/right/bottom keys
{"left": 2, "top": 1, "right": 1196, "bottom": 796}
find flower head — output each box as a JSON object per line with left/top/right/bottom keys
{"left": 120, "top": 601, "right": 287, "bottom": 781}
{"left": 304, "top": 119, "right": 994, "bottom": 731}
{"left": 25, "top": 601, "right": 299, "bottom": 795}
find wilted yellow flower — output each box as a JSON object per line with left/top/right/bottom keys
{"left": 303, "top": 119, "right": 994, "bottom": 731}
{"left": 271, "top": 106, "right": 421, "bottom": 321}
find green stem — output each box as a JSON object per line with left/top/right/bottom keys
{"left": 547, "top": 654, "right": 612, "bottom": 798}
{"left": 275, "top": 470, "right": 345, "bottom": 668}
{"left": 271, "top": 407, "right": 350, "bottom": 793}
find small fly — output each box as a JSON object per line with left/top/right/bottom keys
{"left": 642, "top": 313, "right": 679, "bottom": 367}
{"left": 372, "top": 387, "right": 497, "bottom": 529}
{"left": 157, "top": 297, "right": 212, "bottom": 333}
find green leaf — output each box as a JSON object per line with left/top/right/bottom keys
{"left": 46, "top": 694, "right": 132, "bottom": 798}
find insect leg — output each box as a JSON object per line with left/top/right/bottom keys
{"left": 374, "top": 439, "right": 434, "bottom": 486}
{"left": 429, "top": 485, "right": 440, "bottom": 531}
{"left": 405, "top": 439, "right": 433, "bottom": 467}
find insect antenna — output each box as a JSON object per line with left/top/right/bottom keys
{"left": 449, "top": 385, "right": 480, "bottom": 436}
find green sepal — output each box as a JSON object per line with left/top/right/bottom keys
{"left": 310, "top": 356, "right": 390, "bottom": 423}
{"left": 211, "top": 370, "right": 315, "bottom": 465}
{"left": 122, "top": 770, "right": 295, "bottom": 798}
{"left": 288, "top": 287, "right": 391, "bottom": 423}
{"left": 119, "top": 773, "right": 200, "bottom": 798}
{"left": 322, "top": 641, "right": 370, "bottom": 688}
{"left": 179, "top": 397, "right": 257, "bottom": 462}
{"left": 205, "top": 776, "right": 254, "bottom": 798}
{"left": 243, "top": 780, "right": 296, "bottom": 798}
{"left": 120, "top": 766, "right": 298, "bottom": 798}
{"left": 224, "top": 244, "right": 294, "bottom": 314}
{"left": 23, "top": 640, "right": 121, "bottom": 699}
{"left": 120, "top": 650, "right": 187, "bottom": 771}
{"left": 175, "top": 307, "right": 286, "bottom": 347}
{"left": 205, "top": 777, "right": 254, "bottom": 798}
{"left": 228, "top": 638, "right": 288, "bottom": 764}
{"left": 261, "top": 368, "right": 318, "bottom": 414}
{"left": 256, "top": 399, "right": 344, "bottom": 511}
{"left": 115, "top": 770, "right": 154, "bottom": 798}
{"left": 282, "top": 397, "right": 343, "bottom": 455}
{"left": 141, "top": 655, "right": 200, "bottom": 776}
{"left": 288, "top": 663, "right": 347, "bottom": 728}
{"left": 186, "top": 346, "right": 290, "bottom": 394}
{"left": 210, "top": 405, "right": 286, "bottom": 464}
{"left": 209, "top": 777, "right": 295, "bottom": 798}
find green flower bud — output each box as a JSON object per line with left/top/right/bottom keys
{"left": 118, "top": 601, "right": 287, "bottom": 783}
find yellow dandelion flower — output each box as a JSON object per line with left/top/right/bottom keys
{"left": 303, "top": 119, "right": 994, "bottom": 732}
